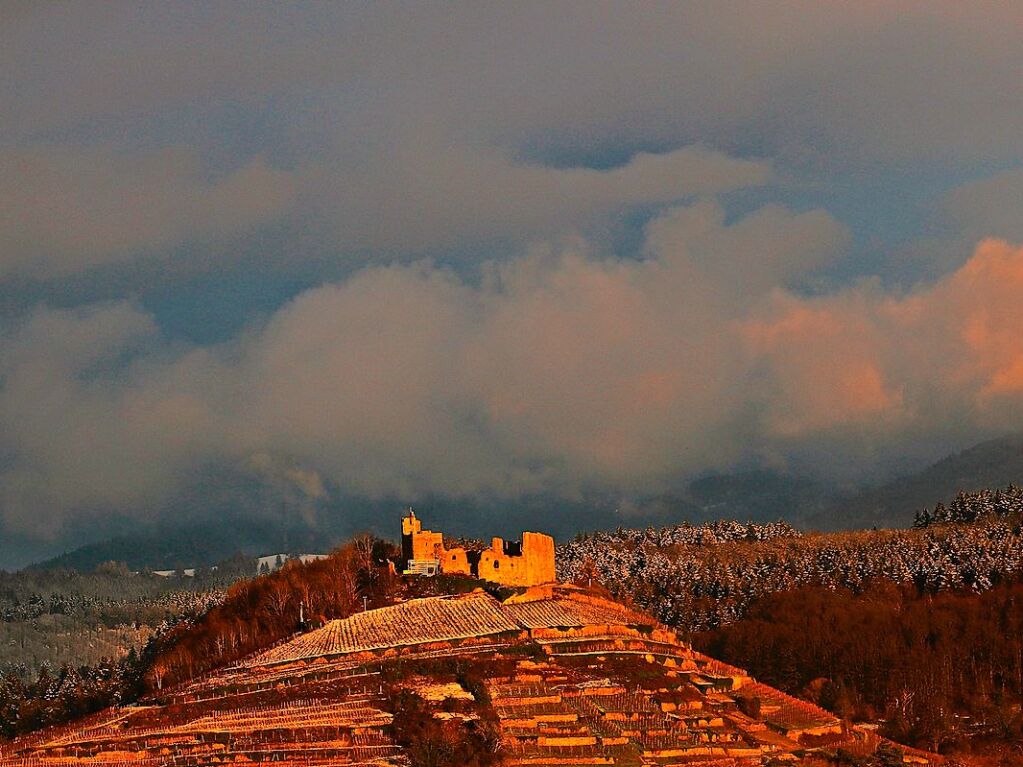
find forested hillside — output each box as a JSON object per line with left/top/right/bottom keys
{"left": 0, "top": 555, "right": 261, "bottom": 738}
{"left": 0, "top": 556, "right": 255, "bottom": 679}
{"left": 558, "top": 511, "right": 1023, "bottom": 755}
{"left": 558, "top": 512, "right": 1023, "bottom": 629}
{"left": 695, "top": 582, "right": 1023, "bottom": 755}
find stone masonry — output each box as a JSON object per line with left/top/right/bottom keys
{"left": 401, "top": 510, "right": 556, "bottom": 587}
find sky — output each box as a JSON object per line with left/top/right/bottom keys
{"left": 2, "top": 3, "right": 1023, "bottom": 565}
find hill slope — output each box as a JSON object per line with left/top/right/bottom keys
{"left": 0, "top": 584, "right": 928, "bottom": 767}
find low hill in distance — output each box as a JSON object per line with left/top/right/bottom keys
{"left": 0, "top": 557, "right": 253, "bottom": 682}
{"left": 32, "top": 517, "right": 330, "bottom": 574}
{"left": 26, "top": 496, "right": 611, "bottom": 574}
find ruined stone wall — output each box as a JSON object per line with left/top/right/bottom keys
{"left": 400, "top": 514, "right": 422, "bottom": 565}
{"left": 476, "top": 531, "right": 556, "bottom": 587}
{"left": 521, "top": 532, "right": 556, "bottom": 584}
{"left": 439, "top": 546, "right": 472, "bottom": 576}
{"left": 401, "top": 512, "right": 554, "bottom": 584}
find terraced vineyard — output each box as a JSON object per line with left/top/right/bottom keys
{"left": 245, "top": 592, "right": 521, "bottom": 665}
{"left": 0, "top": 585, "right": 932, "bottom": 766}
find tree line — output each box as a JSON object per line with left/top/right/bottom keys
{"left": 558, "top": 515, "right": 1023, "bottom": 630}
{"left": 142, "top": 536, "right": 397, "bottom": 691}
{"left": 695, "top": 579, "right": 1023, "bottom": 755}
{"left": 914, "top": 483, "right": 1023, "bottom": 528}
{"left": 559, "top": 510, "right": 1023, "bottom": 755}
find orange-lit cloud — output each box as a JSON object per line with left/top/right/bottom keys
{"left": 3, "top": 204, "right": 1023, "bottom": 535}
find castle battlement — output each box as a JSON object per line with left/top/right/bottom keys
{"left": 400, "top": 509, "right": 556, "bottom": 587}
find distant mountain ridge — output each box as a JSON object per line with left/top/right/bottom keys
{"left": 820, "top": 433, "right": 1023, "bottom": 529}
{"left": 25, "top": 433, "right": 1023, "bottom": 572}
{"left": 32, "top": 517, "right": 330, "bottom": 573}
{"left": 670, "top": 434, "right": 1023, "bottom": 531}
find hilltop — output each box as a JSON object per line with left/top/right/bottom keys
{"left": 0, "top": 582, "right": 922, "bottom": 767}
{"left": 1, "top": 515, "right": 932, "bottom": 765}
{"left": 9, "top": 505, "right": 1023, "bottom": 760}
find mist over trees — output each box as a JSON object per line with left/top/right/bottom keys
{"left": 0, "top": 555, "right": 254, "bottom": 739}
{"left": 0, "top": 555, "right": 257, "bottom": 678}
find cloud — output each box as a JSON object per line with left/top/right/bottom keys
{"left": 741, "top": 238, "right": 1023, "bottom": 469}
{"left": 945, "top": 168, "right": 1023, "bottom": 244}
{"left": 3, "top": 4, "right": 1021, "bottom": 164}
{"left": 0, "top": 146, "right": 296, "bottom": 277}
{"left": 10, "top": 202, "right": 1023, "bottom": 540}
{"left": 313, "top": 144, "right": 771, "bottom": 254}
{"left": 3, "top": 3, "right": 1023, "bottom": 561}
{"left": 0, "top": 140, "right": 766, "bottom": 279}
{"left": 1, "top": 4, "right": 1020, "bottom": 287}
{"left": 0, "top": 303, "right": 164, "bottom": 535}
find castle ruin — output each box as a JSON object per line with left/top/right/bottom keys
{"left": 400, "top": 509, "right": 556, "bottom": 587}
